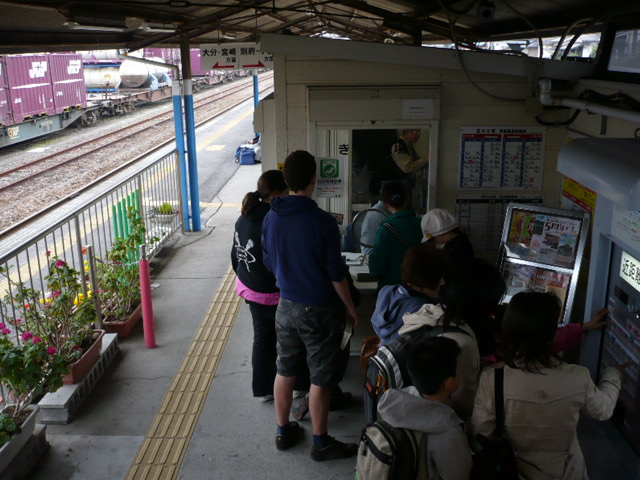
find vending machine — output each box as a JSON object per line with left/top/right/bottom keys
{"left": 558, "top": 138, "right": 640, "bottom": 453}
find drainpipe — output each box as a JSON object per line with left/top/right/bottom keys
{"left": 117, "top": 54, "right": 189, "bottom": 229}
{"left": 538, "top": 78, "right": 640, "bottom": 124}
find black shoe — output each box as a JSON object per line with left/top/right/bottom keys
{"left": 310, "top": 436, "right": 358, "bottom": 461}
{"left": 329, "top": 390, "right": 353, "bottom": 411}
{"left": 275, "top": 422, "right": 303, "bottom": 451}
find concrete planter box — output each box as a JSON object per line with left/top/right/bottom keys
{"left": 0, "top": 406, "right": 38, "bottom": 474}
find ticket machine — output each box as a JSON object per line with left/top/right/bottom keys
{"left": 559, "top": 138, "right": 640, "bottom": 453}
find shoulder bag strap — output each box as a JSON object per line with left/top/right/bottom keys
{"left": 494, "top": 367, "right": 505, "bottom": 436}
{"left": 383, "top": 222, "right": 410, "bottom": 249}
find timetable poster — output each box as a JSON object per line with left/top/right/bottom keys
{"left": 456, "top": 195, "right": 543, "bottom": 251}
{"left": 459, "top": 127, "right": 546, "bottom": 189}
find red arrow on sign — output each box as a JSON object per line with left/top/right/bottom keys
{"left": 212, "top": 62, "right": 236, "bottom": 69}
{"left": 241, "top": 61, "right": 266, "bottom": 68}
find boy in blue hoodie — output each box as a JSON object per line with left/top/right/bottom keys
{"left": 377, "top": 337, "right": 473, "bottom": 479}
{"left": 262, "top": 150, "right": 359, "bottom": 461}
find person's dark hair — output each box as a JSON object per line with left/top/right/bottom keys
{"left": 241, "top": 170, "right": 287, "bottom": 217}
{"left": 402, "top": 243, "right": 449, "bottom": 292}
{"left": 380, "top": 181, "right": 407, "bottom": 209}
{"left": 500, "top": 291, "right": 562, "bottom": 372}
{"left": 408, "top": 337, "right": 461, "bottom": 395}
{"left": 283, "top": 150, "right": 316, "bottom": 192}
{"left": 441, "top": 259, "right": 506, "bottom": 353}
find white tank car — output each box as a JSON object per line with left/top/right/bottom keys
{"left": 84, "top": 66, "right": 121, "bottom": 89}
{"left": 119, "top": 57, "right": 171, "bottom": 88}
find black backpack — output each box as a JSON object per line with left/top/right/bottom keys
{"left": 356, "top": 419, "right": 424, "bottom": 480}
{"left": 363, "top": 324, "right": 471, "bottom": 424}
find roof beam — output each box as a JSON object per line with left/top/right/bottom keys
{"left": 127, "top": 0, "right": 275, "bottom": 51}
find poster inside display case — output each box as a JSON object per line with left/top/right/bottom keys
{"left": 499, "top": 204, "right": 590, "bottom": 325}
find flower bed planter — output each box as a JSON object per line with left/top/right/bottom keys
{"left": 0, "top": 406, "right": 38, "bottom": 474}
{"left": 104, "top": 303, "right": 142, "bottom": 339}
{"left": 62, "top": 330, "right": 105, "bottom": 385}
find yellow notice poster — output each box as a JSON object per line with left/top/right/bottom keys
{"left": 561, "top": 177, "right": 596, "bottom": 214}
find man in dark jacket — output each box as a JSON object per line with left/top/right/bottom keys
{"left": 262, "top": 150, "right": 359, "bottom": 462}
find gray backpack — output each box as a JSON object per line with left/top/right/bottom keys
{"left": 356, "top": 418, "right": 425, "bottom": 480}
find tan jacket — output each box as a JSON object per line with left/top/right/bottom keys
{"left": 472, "top": 363, "right": 622, "bottom": 480}
{"left": 400, "top": 304, "right": 480, "bottom": 421}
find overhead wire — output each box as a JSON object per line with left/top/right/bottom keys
{"left": 435, "top": 0, "right": 529, "bottom": 102}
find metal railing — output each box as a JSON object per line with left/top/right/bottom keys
{"left": 0, "top": 150, "right": 182, "bottom": 328}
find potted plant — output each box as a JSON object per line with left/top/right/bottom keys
{"left": 0, "top": 255, "right": 99, "bottom": 470}
{"left": 150, "top": 202, "right": 178, "bottom": 224}
{"left": 95, "top": 206, "right": 154, "bottom": 338}
{"left": 0, "top": 255, "right": 101, "bottom": 386}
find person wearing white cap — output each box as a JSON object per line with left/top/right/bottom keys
{"left": 421, "top": 209, "right": 474, "bottom": 274}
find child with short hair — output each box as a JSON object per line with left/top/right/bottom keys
{"left": 377, "top": 337, "right": 473, "bottom": 479}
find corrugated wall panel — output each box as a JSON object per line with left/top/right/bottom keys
{"left": 4, "top": 54, "right": 54, "bottom": 124}
{"left": 50, "top": 53, "right": 87, "bottom": 113}
{"left": 0, "top": 57, "right": 12, "bottom": 126}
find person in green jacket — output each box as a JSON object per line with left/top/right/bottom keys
{"left": 368, "top": 182, "right": 423, "bottom": 291}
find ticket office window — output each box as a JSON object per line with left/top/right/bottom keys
{"left": 314, "top": 125, "right": 435, "bottom": 229}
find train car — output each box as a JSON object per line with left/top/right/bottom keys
{"left": 0, "top": 53, "right": 90, "bottom": 148}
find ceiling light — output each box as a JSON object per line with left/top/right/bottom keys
{"left": 63, "top": 21, "right": 126, "bottom": 32}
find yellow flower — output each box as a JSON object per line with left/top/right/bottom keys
{"left": 73, "top": 293, "right": 85, "bottom": 305}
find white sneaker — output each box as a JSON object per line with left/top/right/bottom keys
{"left": 257, "top": 395, "right": 274, "bottom": 402}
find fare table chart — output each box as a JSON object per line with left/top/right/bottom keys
{"left": 459, "top": 127, "right": 546, "bottom": 190}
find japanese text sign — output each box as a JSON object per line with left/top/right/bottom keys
{"left": 199, "top": 43, "right": 274, "bottom": 70}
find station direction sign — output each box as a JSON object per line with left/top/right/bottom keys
{"left": 199, "top": 43, "right": 273, "bottom": 70}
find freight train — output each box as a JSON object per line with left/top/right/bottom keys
{"left": 0, "top": 49, "right": 250, "bottom": 148}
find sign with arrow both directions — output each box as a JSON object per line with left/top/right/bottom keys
{"left": 199, "top": 43, "right": 274, "bottom": 70}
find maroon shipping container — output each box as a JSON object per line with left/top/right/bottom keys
{"left": 0, "top": 57, "right": 12, "bottom": 126}
{"left": 49, "top": 54, "right": 87, "bottom": 114}
{"left": 3, "top": 55, "right": 54, "bottom": 124}
{"left": 191, "top": 49, "right": 209, "bottom": 76}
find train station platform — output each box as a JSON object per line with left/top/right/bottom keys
{"left": 29, "top": 162, "right": 366, "bottom": 480}
{"left": 28, "top": 160, "right": 639, "bottom": 480}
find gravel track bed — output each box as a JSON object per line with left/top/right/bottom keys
{"left": 0, "top": 75, "right": 272, "bottom": 233}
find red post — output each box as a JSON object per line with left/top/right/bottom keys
{"left": 139, "top": 244, "right": 157, "bottom": 348}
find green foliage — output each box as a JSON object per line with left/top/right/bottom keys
{"left": 0, "top": 255, "right": 94, "bottom": 427}
{"left": 96, "top": 206, "right": 157, "bottom": 322}
{"left": 0, "top": 413, "right": 19, "bottom": 447}
{"left": 157, "top": 202, "right": 175, "bottom": 215}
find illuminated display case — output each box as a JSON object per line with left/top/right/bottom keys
{"left": 498, "top": 203, "right": 590, "bottom": 325}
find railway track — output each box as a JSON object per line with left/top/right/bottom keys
{"left": 0, "top": 72, "right": 273, "bottom": 194}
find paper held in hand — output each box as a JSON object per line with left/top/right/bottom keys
{"left": 341, "top": 316, "right": 354, "bottom": 350}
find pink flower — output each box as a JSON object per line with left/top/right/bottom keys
{"left": 55, "top": 260, "right": 66, "bottom": 268}
{"left": 72, "top": 345, "right": 80, "bottom": 351}
{"left": 32, "top": 336, "right": 42, "bottom": 344}
{"left": 53, "top": 291, "right": 61, "bottom": 298}
{"left": 1, "top": 329, "right": 10, "bottom": 335}
{"left": 21, "top": 332, "right": 33, "bottom": 341}
{"left": 46, "top": 250, "right": 52, "bottom": 257}
{"left": 47, "top": 347, "right": 57, "bottom": 355}
{"left": 15, "top": 318, "right": 22, "bottom": 323}
{"left": 0, "top": 323, "right": 5, "bottom": 330}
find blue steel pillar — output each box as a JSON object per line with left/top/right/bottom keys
{"left": 172, "top": 80, "right": 190, "bottom": 230}
{"left": 181, "top": 38, "right": 201, "bottom": 231}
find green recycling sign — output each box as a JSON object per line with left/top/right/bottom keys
{"left": 317, "top": 158, "right": 344, "bottom": 198}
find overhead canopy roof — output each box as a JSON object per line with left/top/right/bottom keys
{"left": 0, "top": 0, "right": 638, "bottom": 54}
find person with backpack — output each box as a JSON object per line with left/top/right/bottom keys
{"left": 357, "top": 337, "right": 473, "bottom": 479}
{"left": 472, "top": 292, "right": 627, "bottom": 480}
{"left": 371, "top": 244, "right": 449, "bottom": 345}
{"left": 368, "top": 182, "right": 422, "bottom": 291}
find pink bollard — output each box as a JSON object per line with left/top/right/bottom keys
{"left": 139, "top": 245, "right": 157, "bottom": 349}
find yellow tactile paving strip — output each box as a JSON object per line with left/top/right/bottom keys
{"left": 126, "top": 267, "right": 241, "bottom": 480}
